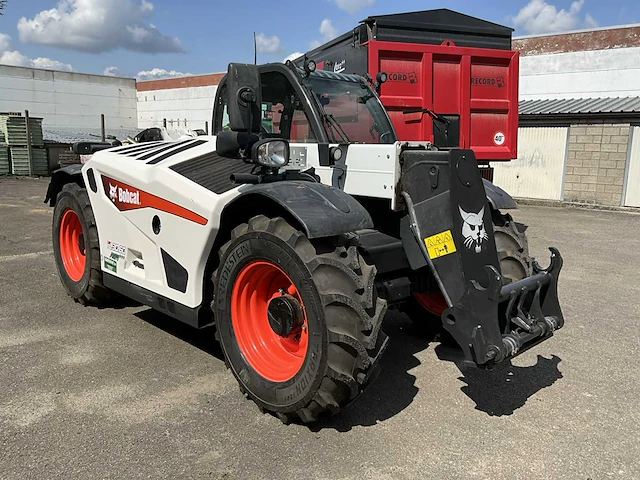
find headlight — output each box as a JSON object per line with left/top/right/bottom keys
{"left": 254, "top": 139, "right": 290, "bottom": 168}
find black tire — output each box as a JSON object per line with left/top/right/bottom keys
{"left": 491, "top": 209, "right": 533, "bottom": 283}
{"left": 212, "top": 215, "right": 388, "bottom": 424}
{"left": 52, "top": 183, "right": 111, "bottom": 305}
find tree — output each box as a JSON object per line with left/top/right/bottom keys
{"left": 0, "top": 1, "right": 6, "bottom": 15}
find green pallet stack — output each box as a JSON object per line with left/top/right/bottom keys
{"left": 0, "top": 115, "right": 48, "bottom": 176}
{"left": 0, "top": 130, "right": 7, "bottom": 175}
{"left": 0, "top": 146, "right": 9, "bottom": 175}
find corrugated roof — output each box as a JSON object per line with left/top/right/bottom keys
{"left": 519, "top": 97, "right": 640, "bottom": 116}
{"left": 43, "top": 126, "right": 142, "bottom": 144}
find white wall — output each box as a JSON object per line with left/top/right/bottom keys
{"left": 0, "top": 65, "right": 137, "bottom": 129}
{"left": 520, "top": 46, "right": 640, "bottom": 100}
{"left": 624, "top": 126, "right": 640, "bottom": 207}
{"left": 493, "top": 127, "right": 568, "bottom": 200}
{"left": 137, "top": 85, "right": 217, "bottom": 131}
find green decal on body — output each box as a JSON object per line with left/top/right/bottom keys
{"left": 104, "top": 257, "right": 117, "bottom": 273}
{"left": 110, "top": 252, "right": 124, "bottom": 261}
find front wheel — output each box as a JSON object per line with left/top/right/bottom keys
{"left": 52, "top": 183, "right": 111, "bottom": 305}
{"left": 212, "top": 215, "right": 388, "bottom": 424}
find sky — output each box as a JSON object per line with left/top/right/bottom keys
{"left": 0, "top": 0, "right": 637, "bottom": 80}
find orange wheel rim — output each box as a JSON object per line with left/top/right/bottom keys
{"left": 413, "top": 291, "right": 448, "bottom": 315}
{"left": 59, "top": 209, "right": 86, "bottom": 282}
{"left": 230, "top": 260, "right": 309, "bottom": 382}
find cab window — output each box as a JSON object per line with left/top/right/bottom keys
{"left": 216, "top": 71, "right": 317, "bottom": 143}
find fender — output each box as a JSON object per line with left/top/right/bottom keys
{"left": 483, "top": 178, "right": 517, "bottom": 210}
{"left": 44, "top": 164, "right": 85, "bottom": 207}
{"left": 229, "top": 181, "right": 373, "bottom": 239}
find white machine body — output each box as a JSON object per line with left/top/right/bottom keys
{"left": 82, "top": 137, "right": 411, "bottom": 309}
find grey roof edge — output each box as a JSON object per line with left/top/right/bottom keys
{"left": 519, "top": 96, "right": 640, "bottom": 115}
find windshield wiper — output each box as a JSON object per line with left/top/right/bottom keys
{"left": 325, "top": 113, "right": 351, "bottom": 143}
{"left": 306, "top": 85, "right": 350, "bottom": 143}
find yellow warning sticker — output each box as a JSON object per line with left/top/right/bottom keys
{"left": 424, "top": 229, "right": 457, "bottom": 259}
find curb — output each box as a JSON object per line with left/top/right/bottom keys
{"left": 516, "top": 198, "right": 640, "bottom": 214}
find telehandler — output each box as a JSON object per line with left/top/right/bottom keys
{"left": 46, "top": 60, "right": 563, "bottom": 423}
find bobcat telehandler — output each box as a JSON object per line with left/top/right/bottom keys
{"left": 46, "top": 61, "right": 564, "bottom": 424}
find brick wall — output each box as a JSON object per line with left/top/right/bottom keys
{"left": 564, "top": 124, "right": 630, "bottom": 205}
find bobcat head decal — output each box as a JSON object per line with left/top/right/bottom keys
{"left": 459, "top": 206, "right": 488, "bottom": 253}
{"left": 109, "top": 183, "right": 117, "bottom": 202}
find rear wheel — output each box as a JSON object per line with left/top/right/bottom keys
{"left": 491, "top": 209, "right": 533, "bottom": 282}
{"left": 405, "top": 208, "right": 533, "bottom": 339}
{"left": 52, "top": 183, "right": 111, "bottom": 305}
{"left": 212, "top": 215, "right": 388, "bottom": 424}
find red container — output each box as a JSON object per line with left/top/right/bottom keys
{"left": 371, "top": 40, "right": 519, "bottom": 161}
{"left": 302, "top": 9, "right": 519, "bottom": 162}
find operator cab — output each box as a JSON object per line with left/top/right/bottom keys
{"left": 212, "top": 62, "right": 397, "bottom": 146}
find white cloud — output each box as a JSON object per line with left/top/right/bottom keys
{"left": 0, "top": 33, "right": 74, "bottom": 72}
{"left": 584, "top": 13, "right": 599, "bottom": 28}
{"left": 331, "top": 0, "right": 374, "bottom": 14}
{"left": 0, "top": 33, "right": 11, "bottom": 52}
{"left": 310, "top": 19, "right": 339, "bottom": 49}
{"left": 319, "top": 19, "right": 339, "bottom": 42}
{"left": 0, "top": 50, "right": 75, "bottom": 71}
{"left": 283, "top": 52, "right": 304, "bottom": 63}
{"left": 32, "top": 56, "right": 75, "bottom": 71}
{"left": 103, "top": 66, "right": 126, "bottom": 77}
{"left": 255, "top": 33, "right": 282, "bottom": 53}
{"left": 512, "top": 0, "right": 599, "bottom": 34}
{"left": 136, "top": 68, "right": 191, "bottom": 80}
{"left": 17, "top": 0, "right": 184, "bottom": 54}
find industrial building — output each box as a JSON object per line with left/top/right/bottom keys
{"left": 0, "top": 64, "right": 138, "bottom": 171}
{"left": 493, "top": 24, "right": 640, "bottom": 208}
{"left": 0, "top": 65, "right": 137, "bottom": 131}
{"left": 137, "top": 74, "right": 223, "bottom": 132}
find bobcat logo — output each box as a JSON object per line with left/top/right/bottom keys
{"left": 109, "top": 183, "right": 117, "bottom": 202}
{"left": 459, "top": 206, "right": 488, "bottom": 253}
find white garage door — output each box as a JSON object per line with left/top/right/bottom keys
{"left": 624, "top": 126, "right": 640, "bottom": 207}
{"left": 492, "top": 126, "right": 568, "bottom": 200}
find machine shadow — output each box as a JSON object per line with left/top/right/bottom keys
{"left": 313, "top": 312, "right": 427, "bottom": 432}
{"left": 435, "top": 344, "right": 563, "bottom": 416}
{"left": 102, "top": 295, "right": 144, "bottom": 310}
{"left": 134, "top": 308, "right": 225, "bottom": 360}
{"left": 132, "top": 307, "right": 562, "bottom": 428}
{"left": 135, "top": 307, "right": 427, "bottom": 431}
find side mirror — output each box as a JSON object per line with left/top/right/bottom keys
{"left": 251, "top": 139, "right": 290, "bottom": 168}
{"left": 226, "top": 63, "right": 262, "bottom": 132}
{"left": 135, "top": 127, "right": 163, "bottom": 143}
{"left": 216, "top": 131, "right": 259, "bottom": 158}
{"left": 72, "top": 142, "right": 113, "bottom": 154}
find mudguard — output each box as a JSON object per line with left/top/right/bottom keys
{"left": 483, "top": 179, "right": 517, "bottom": 210}
{"left": 231, "top": 181, "right": 373, "bottom": 239}
{"left": 44, "top": 164, "right": 84, "bottom": 206}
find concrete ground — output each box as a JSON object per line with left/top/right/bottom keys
{"left": 1, "top": 176, "right": 638, "bottom": 480}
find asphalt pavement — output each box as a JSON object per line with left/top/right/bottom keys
{"left": 0, "top": 176, "right": 638, "bottom": 479}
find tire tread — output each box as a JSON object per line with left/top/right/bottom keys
{"left": 213, "top": 214, "right": 388, "bottom": 424}
{"left": 55, "top": 183, "right": 111, "bottom": 305}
